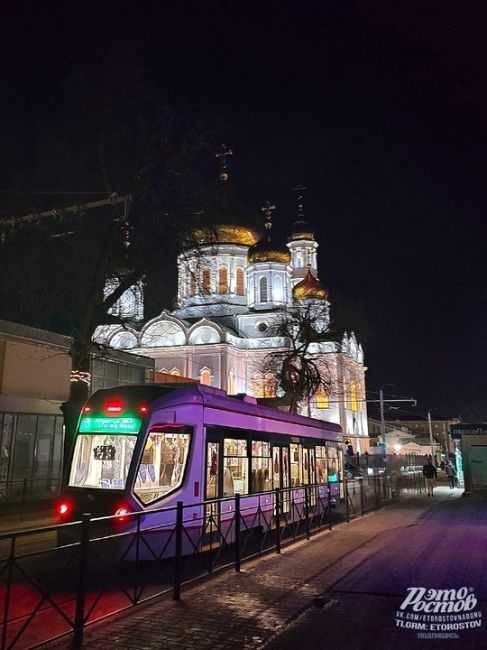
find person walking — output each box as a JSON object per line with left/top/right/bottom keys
{"left": 445, "top": 460, "right": 457, "bottom": 489}
{"left": 422, "top": 458, "right": 437, "bottom": 497}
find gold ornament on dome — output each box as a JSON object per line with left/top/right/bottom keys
{"left": 293, "top": 268, "right": 329, "bottom": 300}
{"left": 191, "top": 224, "right": 260, "bottom": 246}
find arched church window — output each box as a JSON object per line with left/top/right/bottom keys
{"left": 200, "top": 368, "right": 212, "bottom": 386}
{"left": 218, "top": 267, "right": 228, "bottom": 294}
{"left": 202, "top": 268, "right": 211, "bottom": 295}
{"left": 259, "top": 276, "right": 268, "bottom": 303}
{"left": 316, "top": 385, "right": 329, "bottom": 409}
{"left": 252, "top": 372, "right": 264, "bottom": 398}
{"left": 295, "top": 251, "right": 304, "bottom": 268}
{"left": 236, "top": 267, "right": 245, "bottom": 296}
{"left": 190, "top": 273, "right": 197, "bottom": 297}
{"left": 273, "top": 275, "right": 283, "bottom": 302}
{"left": 264, "top": 373, "right": 276, "bottom": 397}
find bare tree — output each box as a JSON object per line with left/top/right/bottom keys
{"left": 263, "top": 303, "right": 343, "bottom": 414}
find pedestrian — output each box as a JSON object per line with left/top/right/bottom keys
{"left": 445, "top": 460, "right": 456, "bottom": 489}
{"left": 440, "top": 460, "right": 445, "bottom": 471}
{"left": 422, "top": 458, "right": 437, "bottom": 497}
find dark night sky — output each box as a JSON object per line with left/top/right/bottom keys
{"left": 1, "top": 1, "right": 486, "bottom": 416}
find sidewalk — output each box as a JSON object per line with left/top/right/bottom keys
{"left": 49, "top": 486, "right": 466, "bottom": 650}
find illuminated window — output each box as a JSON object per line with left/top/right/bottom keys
{"left": 316, "top": 385, "right": 329, "bottom": 409}
{"left": 223, "top": 438, "right": 248, "bottom": 495}
{"left": 259, "top": 276, "right": 268, "bottom": 303}
{"left": 190, "top": 273, "right": 197, "bottom": 296}
{"left": 251, "top": 441, "right": 271, "bottom": 492}
{"left": 264, "top": 373, "right": 276, "bottom": 397}
{"left": 236, "top": 267, "right": 245, "bottom": 296}
{"left": 252, "top": 372, "right": 264, "bottom": 397}
{"left": 202, "top": 268, "right": 211, "bottom": 295}
{"left": 351, "top": 381, "right": 359, "bottom": 412}
{"left": 218, "top": 267, "right": 228, "bottom": 294}
{"left": 200, "top": 368, "right": 212, "bottom": 386}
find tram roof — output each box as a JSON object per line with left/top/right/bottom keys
{"left": 91, "top": 383, "right": 342, "bottom": 436}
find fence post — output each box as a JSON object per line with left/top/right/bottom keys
{"left": 345, "top": 478, "right": 350, "bottom": 523}
{"left": 360, "top": 477, "right": 365, "bottom": 515}
{"left": 234, "top": 494, "right": 241, "bottom": 572}
{"left": 173, "top": 501, "right": 183, "bottom": 601}
{"left": 275, "top": 489, "right": 281, "bottom": 554}
{"left": 304, "top": 486, "right": 311, "bottom": 540}
{"left": 1, "top": 537, "right": 15, "bottom": 650}
{"left": 73, "top": 513, "right": 90, "bottom": 649}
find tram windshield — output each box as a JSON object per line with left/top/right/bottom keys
{"left": 134, "top": 427, "right": 191, "bottom": 504}
{"left": 69, "top": 434, "right": 137, "bottom": 489}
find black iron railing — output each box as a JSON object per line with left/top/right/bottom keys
{"left": 0, "top": 473, "right": 423, "bottom": 650}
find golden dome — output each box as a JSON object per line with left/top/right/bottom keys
{"left": 293, "top": 269, "right": 329, "bottom": 300}
{"left": 247, "top": 233, "right": 292, "bottom": 265}
{"left": 289, "top": 220, "right": 316, "bottom": 242}
{"left": 191, "top": 224, "right": 260, "bottom": 247}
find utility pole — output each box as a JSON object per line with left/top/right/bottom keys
{"left": 379, "top": 383, "right": 394, "bottom": 452}
{"left": 428, "top": 409, "right": 435, "bottom": 462}
{"left": 380, "top": 386, "right": 386, "bottom": 451}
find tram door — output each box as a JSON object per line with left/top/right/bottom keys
{"left": 205, "top": 441, "right": 221, "bottom": 533}
{"left": 272, "top": 445, "right": 290, "bottom": 514}
{"left": 308, "top": 447, "right": 317, "bottom": 507}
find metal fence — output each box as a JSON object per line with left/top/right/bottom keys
{"left": 0, "top": 478, "right": 63, "bottom": 522}
{"left": 0, "top": 473, "right": 423, "bottom": 650}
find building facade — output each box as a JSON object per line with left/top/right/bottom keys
{"left": 94, "top": 216, "right": 370, "bottom": 451}
{"left": 0, "top": 320, "right": 154, "bottom": 500}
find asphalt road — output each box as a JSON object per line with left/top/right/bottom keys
{"left": 265, "top": 488, "right": 486, "bottom": 650}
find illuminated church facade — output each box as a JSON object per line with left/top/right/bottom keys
{"left": 94, "top": 208, "right": 370, "bottom": 450}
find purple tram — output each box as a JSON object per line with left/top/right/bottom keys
{"left": 58, "top": 384, "right": 343, "bottom": 553}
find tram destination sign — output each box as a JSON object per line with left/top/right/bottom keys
{"left": 450, "top": 424, "right": 487, "bottom": 439}
{"left": 79, "top": 416, "right": 142, "bottom": 434}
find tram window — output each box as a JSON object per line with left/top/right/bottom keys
{"left": 290, "top": 443, "right": 302, "bottom": 487}
{"left": 134, "top": 429, "right": 191, "bottom": 504}
{"left": 315, "top": 446, "right": 328, "bottom": 483}
{"left": 251, "top": 441, "right": 271, "bottom": 493}
{"left": 206, "top": 442, "right": 219, "bottom": 500}
{"left": 223, "top": 438, "right": 248, "bottom": 496}
{"left": 302, "top": 448, "right": 310, "bottom": 485}
{"left": 327, "top": 444, "right": 338, "bottom": 482}
{"left": 69, "top": 434, "right": 136, "bottom": 489}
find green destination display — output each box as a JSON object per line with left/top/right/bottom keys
{"left": 79, "top": 416, "right": 142, "bottom": 434}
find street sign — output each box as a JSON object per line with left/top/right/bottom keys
{"left": 450, "top": 424, "right": 487, "bottom": 439}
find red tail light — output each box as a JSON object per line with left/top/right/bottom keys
{"left": 106, "top": 401, "right": 123, "bottom": 413}
{"left": 115, "top": 507, "right": 129, "bottom": 522}
{"left": 83, "top": 406, "right": 91, "bottom": 413}
{"left": 57, "top": 501, "right": 71, "bottom": 517}
{"left": 139, "top": 405, "right": 148, "bottom": 415}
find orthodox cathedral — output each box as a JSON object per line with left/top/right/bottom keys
{"left": 94, "top": 201, "right": 369, "bottom": 451}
